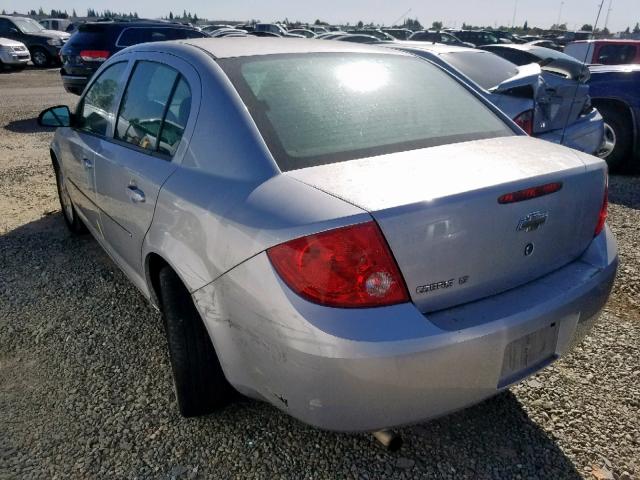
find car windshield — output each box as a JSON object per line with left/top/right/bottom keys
{"left": 14, "top": 17, "right": 45, "bottom": 33}
{"left": 440, "top": 51, "right": 520, "bottom": 89}
{"left": 220, "top": 53, "right": 513, "bottom": 171}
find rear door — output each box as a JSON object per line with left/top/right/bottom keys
{"left": 63, "top": 61, "right": 129, "bottom": 232}
{"left": 94, "top": 52, "right": 200, "bottom": 281}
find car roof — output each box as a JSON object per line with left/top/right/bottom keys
{"left": 570, "top": 39, "right": 640, "bottom": 45}
{"left": 167, "top": 37, "right": 406, "bottom": 59}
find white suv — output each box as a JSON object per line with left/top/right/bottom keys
{"left": 0, "top": 37, "right": 30, "bottom": 71}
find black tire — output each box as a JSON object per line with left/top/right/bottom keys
{"left": 597, "top": 104, "right": 634, "bottom": 174}
{"left": 53, "top": 162, "right": 87, "bottom": 234}
{"left": 30, "top": 47, "right": 50, "bottom": 68}
{"left": 159, "top": 266, "right": 236, "bottom": 417}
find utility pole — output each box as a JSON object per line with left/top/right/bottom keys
{"left": 604, "top": 0, "right": 613, "bottom": 32}
{"left": 557, "top": 1, "right": 564, "bottom": 27}
{"left": 511, "top": 0, "right": 519, "bottom": 27}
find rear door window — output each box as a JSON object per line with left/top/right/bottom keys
{"left": 596, "top": 44, "right": 637, "bottom": 65}
{"left": 115, "top": 61, "right": 191, "bottom": 156}
{"left": 78, "top": 62, "right": 128, "bottom": 136}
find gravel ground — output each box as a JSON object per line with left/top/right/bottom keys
{"left": 1, "top": 69, "right": 639, "bottom": 480}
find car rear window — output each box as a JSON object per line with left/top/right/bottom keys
{"left": 220, "top": 53, "right": 513, "bottom": 171}
{"left": 117, "top": 27, "right": 206, "bottom": 47}
{"left": 67, "top": 24, "right": 115, "bottom": 48}
{"left": 439, "top": 51, "right": 519, "bottom": 89}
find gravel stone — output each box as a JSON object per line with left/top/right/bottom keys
{"left": 1, "top": 69, "right": 639, "bottom": 480}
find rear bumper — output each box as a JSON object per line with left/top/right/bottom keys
{"left": 538, "top": 108, "right": 605, "bottom": 154}
{"left": 193, "top": 226, "right": 617, "bottom": 432}
{"left": 60, "top": 72, "right": 88, "bottom": 95}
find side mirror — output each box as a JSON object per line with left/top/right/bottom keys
{"left": 38, "top": 105, "right": 72, "bottom": 127}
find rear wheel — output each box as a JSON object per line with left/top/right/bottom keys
{"left": 159, "top": 266, "right": 236, "bottom": 417}
{"left": 596, "top": 104, "right": 634, "bottom": 173}
{"left": 30, "top": 47, "right": 50, "bottom": 68}
{"left": 53, "top": 162, "right": 87, "bottom": 234}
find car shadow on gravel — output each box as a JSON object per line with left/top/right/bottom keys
{"left": 4, "top": 117, "right": 55, "bottom": 134}
{"left": 609, "top": 175, "right": 640, "bottom": 210}
{"left": 1, "top": 213, "right": 584, "bottom": 479}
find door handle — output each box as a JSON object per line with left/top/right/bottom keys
{"left": 82, "top": 158, "right": 93, "bottom": 169}
{"left": 127, "top": 185, "right": 146, "bottom": 203}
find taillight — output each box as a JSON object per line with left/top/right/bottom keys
{"left": 594, "top": 184, "right": 608, "bottom": 237}
{"left": 79, "top": 50, "right": 110, "bottom": 62}
{"left": 267, "top": 222, "right": 409, "bottom": 308}
{"left": 514, "top": 110, "right": 534, "bottom": 135}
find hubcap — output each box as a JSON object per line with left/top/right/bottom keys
{"left": 33, "top": 51, "right": 47, "bottom": 66}
{"left": 597, "top": 123, "right": 617, "bottom": 159}
{"left": 57, "top": 169, "right": 74, "bottom": 221}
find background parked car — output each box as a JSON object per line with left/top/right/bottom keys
{"left": 555, "top": 30, "right": 593, "bottom": 47}
{"left": 334, "top": 34, "right": 382, "bottom": 44}
{"left": 346, "top": 29, "right": 395, "bottom": 41}
{"left": 0, "top": 37, "right": 30, "bottom": 71}
{"left": 409, "top": 30, "right": 472, "bottom": 47}
{"left": 588, "top": 64, "right": 640, "bottom": 173}
{"left": 288, "top": 28, "right": 316, "bottom": 38}
{"left": 254, "top": 23, "right": 304, "bottom": 38}
{"left": 39, "top": 18, "right": 72, "bottom": 32}
{"left": 0, "top": 15, "right": 69, "bottom": 67}
{"left": 447, "top": 30, "right": 501, "bottom": 47}
{"left": 390, "top": 43, "right": 603, "bottom": 155}
{"left": 381, "top": 28, "right": 413, "bottom": 40}
{"left": 480, "top": 43, "right": 638, "bottom": 172}
{"left": 59, "top": 21, "right": 208, "bottom": 95}
{"left": 208, "top": 28, "right": 248, "bottom": 38}
{"left": 527, "top": 39, "right": 562, "bottom": 51}
{"left": 565, "top": 39, "right": 640, "bottom": 65}
{"left": 481, "top": 43, "right": 586, "bottom": 73}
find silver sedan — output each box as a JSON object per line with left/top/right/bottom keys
{"left": 39, "top": 38, "right": 617, "bottom": 432}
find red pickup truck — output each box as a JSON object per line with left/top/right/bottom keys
{"left": 565, "top": 39, "right": 640, "bottom": 65}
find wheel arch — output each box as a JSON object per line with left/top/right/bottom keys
{"left": 592, "top": 97, "right": 637, "bottom": 155}
{"left": 144, "top": 251, "right": 197, "bottom": 312}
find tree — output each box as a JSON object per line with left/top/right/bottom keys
{"left": 357, "top": 20, "right": 363, "bottom": 28}
{"left": 581, "top": 24, "right": 593, "bottom": 31}
{"left": 193, "top": 13, "right": 198, "bottom": 22}
{"left": 72, "top": 9, "right": 77, "bottom": 17}
{"left": 523, "top": 20, "right": 528, "bottom": 30}
{"left": 38, "top": 7, "right": 44, "bottom": 15}
{"left": 432, "top": 21, "right": 443, "bottom": 30}
{"left": 634, "top": 23, "right": 640, "bottom": 34}
{"left": 624, "top": 26, "right": 630, "bottom": 34}
{"left": 169, "top": 11, "right": 173, "bottom": 19}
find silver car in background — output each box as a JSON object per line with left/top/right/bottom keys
{"left": 389, "top": 42, "right": 604, "bottom": 155}
{"left": 39, "top": 38, "right": 617, "bottom": 432}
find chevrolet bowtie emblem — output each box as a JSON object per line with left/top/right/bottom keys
{"left": 517, "top": 211, "right": 548, "bottom": 232}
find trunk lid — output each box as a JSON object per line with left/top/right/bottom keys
{"left": 287, "top": 136, "right": 606, "bottom": 312}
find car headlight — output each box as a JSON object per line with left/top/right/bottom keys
{"left": 47, "top": 38, "right": 63, "bottom": 46}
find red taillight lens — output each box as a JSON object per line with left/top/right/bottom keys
{"left": 514, "top": 110, "right": 534, "bottom": 135}
{"left": 267, "top": 222, "right": 409, "bottom": 308}
{"left": 79, "top": 50, "right": 110, "bottom": 62}
{"left": 594, "top": 185, "right": 608, "bottom": 237}
{"left": 498, "top": 182, "right": 563, "bottom": 204}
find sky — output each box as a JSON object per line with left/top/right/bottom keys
{"left": 2, "top": 0, "right": 638, "bottom": 32}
